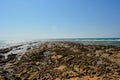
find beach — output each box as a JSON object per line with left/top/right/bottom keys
{"left": 0, "top": 41, "right": 120, "bottom": 80}
{"left": 1, "top": 0, "right": 120, "bottom": 79}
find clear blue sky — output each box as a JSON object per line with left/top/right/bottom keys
{"left": 0, "top": 0, "right": 120, "bottom": 40}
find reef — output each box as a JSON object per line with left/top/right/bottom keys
{"left": 0, "top": 41, "right": 120, "bottom": 80}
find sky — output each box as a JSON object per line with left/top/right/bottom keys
{"left": 0, "top": 0, "right": 120, "bottom": 40}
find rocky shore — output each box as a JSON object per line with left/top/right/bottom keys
{"left": 0, "top": 41, "right": 120, "bottom": 80}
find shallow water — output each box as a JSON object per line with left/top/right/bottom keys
{"left": 77, "top": 41, "right": 120, "bottom": 46}
{"left": 48, "top": 38, "right": 120, "bottom": 46}
{"left": 0, "top": 41, "right": 42, "bottom": 60}
{"left": 0, "top": 38, "right": 120, "bottom": 49}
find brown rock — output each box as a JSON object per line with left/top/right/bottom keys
{"left": 51, "top": 55, "right": 63, "bottom": 59}
{"left": 0, "top": 48, "right": 12, "bottom": 53}
{"left": 54, "top": 65, "right": 67, "bottom": 71}
{"left": 55, "top": 78, "right": 61, "bottom": 80}
{"left": 35, "top": 62, "right": 40, "bottom": 66}
{"left": 95, "top": 50, "right": 104, "bottom": 54}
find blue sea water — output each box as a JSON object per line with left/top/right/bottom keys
{"left": 51, "top": 38, "right": 120, "bottom": 41}
{"left": 50, "top": 38, "right": 120, "bottom": 46}
{"left": 0, "top": 38, "right": 120, "bottom": 48}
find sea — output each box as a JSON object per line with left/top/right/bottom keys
{"left": 0, "top": 38, "right": 120, "bottom": 49}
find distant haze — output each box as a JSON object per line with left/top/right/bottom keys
{"left": 0, "top": 0, "right": 120, "bottom": 40}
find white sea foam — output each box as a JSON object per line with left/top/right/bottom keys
{"left": 0, "top": 40, "right": 27, "bottom": 49}
{"left": 0, "top": 39, "right": 41, "bottom": 49}
{"left": 0, "top": 40, "right": 41, "bottom": 60}
{"left": 2, "top": 42, "right": 41, "bottom": 60}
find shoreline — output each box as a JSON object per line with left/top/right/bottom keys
{"left": 0, "top": 41, "right": 120, "bottom": 80}
{"left": 0, "top": 39, "right": 120, "bottom": 49}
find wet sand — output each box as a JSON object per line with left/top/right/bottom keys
{"left": 0, "top": 41, "right": 120, "bottom": 80}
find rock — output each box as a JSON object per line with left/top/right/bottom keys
{"left": 101, "top": 54, "right": 109, "bottom": 58}
{"left": 0, "top": 41, "right": 120, "bottom": 79}
{"left": 35, "top": 62, "right": 40, "bottom": 66}
{"left": 55, "top": 78, "right": 61, "bottom": 80}
{"left": 74, "top": 65, "right": 79, "bottom": 72}
{"left": 43, "top": 51, "right": 51, "bottom": 55}
{"left": 0, "top": 76, "right": 5, "bottom": 80}
{"left": 69, "top": 77, "right": 80, "bottom": 80}
{"left": 95, "top": 50, "right": 104, "bottom": 54}
{"left": 0, "top": 48, "right": 12, "bottom": 53}
{"left": 7, "top": 54, "right": 17, "bottom": 61}
{"left": 87, "top": 53, "right": 91, "bottom": 57}
{"left": 15, "top": 77, "right": 21, "bottom": 80}
{"left": 51, "top": 52, "right": 57, "bottom": 55}
{"left": 97, "top": 61, "right": 102, "bottom": 65}
{"left": 28, "top": 72, "right": 38, "bottom": 80}
{"left": 0, "top": 55, "right": 5, "bottom": 61}
{"left": 62, "top": 71, "right": 78, "bottom": 78}
{"left": 54, "top": 65, "right": 67, "bottom": 71}
{"left": 51, "top": 55, "right": 63, "bottom": 59}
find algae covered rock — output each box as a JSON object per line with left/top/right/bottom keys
{"left": 0, "top": 41, "right": 120, "bottom": 80}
